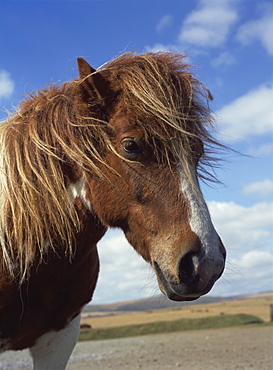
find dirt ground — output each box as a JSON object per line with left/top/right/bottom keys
{"left": 1, "top": 326, "right": 272, "bottom": 370}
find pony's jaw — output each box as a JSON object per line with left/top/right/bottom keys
{"left": 149, "top": 169, "right": 226, "bottom": 301}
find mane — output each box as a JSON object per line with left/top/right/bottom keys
{"left": 102, "top": 52, "right": 221, "bottom": 180}
{"left": 0, "top": 83, "right": 111, "bottom": 281}
{"left": 0, "top": 52, "right": 221, "bottom": 281}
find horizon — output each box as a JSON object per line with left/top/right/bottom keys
{"left": 87, "top": 289, "right": 273, "bottom": 306}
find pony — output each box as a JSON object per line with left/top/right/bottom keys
{"left": 0, "top": 52, "right": 226, "bottom": 369}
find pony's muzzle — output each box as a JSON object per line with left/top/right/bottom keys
{"left": 154, "top": 238, "right": 226, "bottom": 302}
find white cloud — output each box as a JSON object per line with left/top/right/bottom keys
{"left": 243, "top": 180, "right": 273, "bottom": 199}
{"left": 178, "top": 0, "right": 238, "bottom": 49}
{"left": 248, "top": 142, "right": 273, "bottom": 158}
{"left": 92, "top": 230, "right": 156, "bottom": 304}
{"left": 146, "top": 0, "right": 240, "bottom": 60}
{"left": 144, "top": 43, "right": 183, "bottom": 54}
{"left": 208, "top": 200, "right": 273, "bottom": 296}
{"left": 208, "top": 200, "right": 273, "bottom": 290}
{"left": 211, "top": 51, "right": 236, "bottom": 68}
{"left": 240, "top": 250, "right": 273, "bottom": 269}
{"left": 0, "top": 70, "right": 14, "bottom": 99}
{"left": 236, "top": 8, "right": 273, "bottom": 56}
{"left": 208, "top": 201, "right": 273, "bottom": 249}
{"left": 212, "top": 250, "right": 273, "bottom": 297}
{"left": 216, "top": 83, "right": 273, "bottom": 141}
{"left": 156, "top": 15, "right": 172, "bottom": 34}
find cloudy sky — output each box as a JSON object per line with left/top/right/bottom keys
{"left": 0, "top": 0, "right": 272, "bottom": 304}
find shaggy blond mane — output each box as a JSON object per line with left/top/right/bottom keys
{"left": 0, "top": 52, "right": 220, "bottom": 281}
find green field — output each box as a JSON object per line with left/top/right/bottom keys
{"left": 78, "top": 314, "right": 268, "bottom": 341}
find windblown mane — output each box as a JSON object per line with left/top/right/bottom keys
{"left": 103, "top": 52, "right": 220, "bottom": 177}
{"left": 0, "top": 52, "right": 220, "bottom": 280}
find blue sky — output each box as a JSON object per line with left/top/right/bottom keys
{"left": 0, "top": 0, "right": 272, "bottom": 304}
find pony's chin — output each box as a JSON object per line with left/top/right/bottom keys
{"left": 166, "top": 292, "right": 201, "bottom": 302}
{"left": 162, "top": 282, "right": 213, "bottom": 302}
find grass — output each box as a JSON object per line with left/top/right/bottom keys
{"left": 82, "top": 297, "right": 273, "bottom": 328}
{"left": 78, "top": 314, "right": 266, "bottom": 342}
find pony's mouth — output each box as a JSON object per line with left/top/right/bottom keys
{"left": 153, "top": 261, "right": 218, "bottom": 302}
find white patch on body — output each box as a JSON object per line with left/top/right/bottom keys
{"left": 67, "top": 174, "right": 91, "bottom": 210}
{"left": 30, "top": 313, "right": 81, "bottom": 370}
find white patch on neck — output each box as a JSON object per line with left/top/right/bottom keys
{"left": 67, "top": 174, "right": 91, "bottom": 211}
{"left": 30, "top": 313, "right": 81, "bottom": 370}
{"left": 180, "top": 168, "right": 219, "bottom": 254}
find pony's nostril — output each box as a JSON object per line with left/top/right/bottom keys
{"left": 178, "top": 252, "right": 197, "bottom": 283}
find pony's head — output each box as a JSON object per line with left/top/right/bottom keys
{"left": 77, "top": 53, "right": 226, "bottom": 301}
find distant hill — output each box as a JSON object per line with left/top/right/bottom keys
{"left": 83, "top": 291, "right": 273, "bottom": 314}
{"left": 82, "top": 295, "right": 226, "bottom": 314}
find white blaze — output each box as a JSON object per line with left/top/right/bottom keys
{"left": 180, "top": 168, "right": 221, "bottom": 260}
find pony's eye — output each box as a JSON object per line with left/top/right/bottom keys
{"left": 121, "top": 139, "right": 142, "bottom": 155}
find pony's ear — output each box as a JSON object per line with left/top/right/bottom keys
{"left": 77, "top": 57, "right": 96, "bottom": 77}
{"left": 77, "top": 57, "right": 111, "bottom": 105}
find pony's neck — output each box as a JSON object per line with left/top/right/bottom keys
{"left": 63, "top": 163, "right": 107, "bottom": 242}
